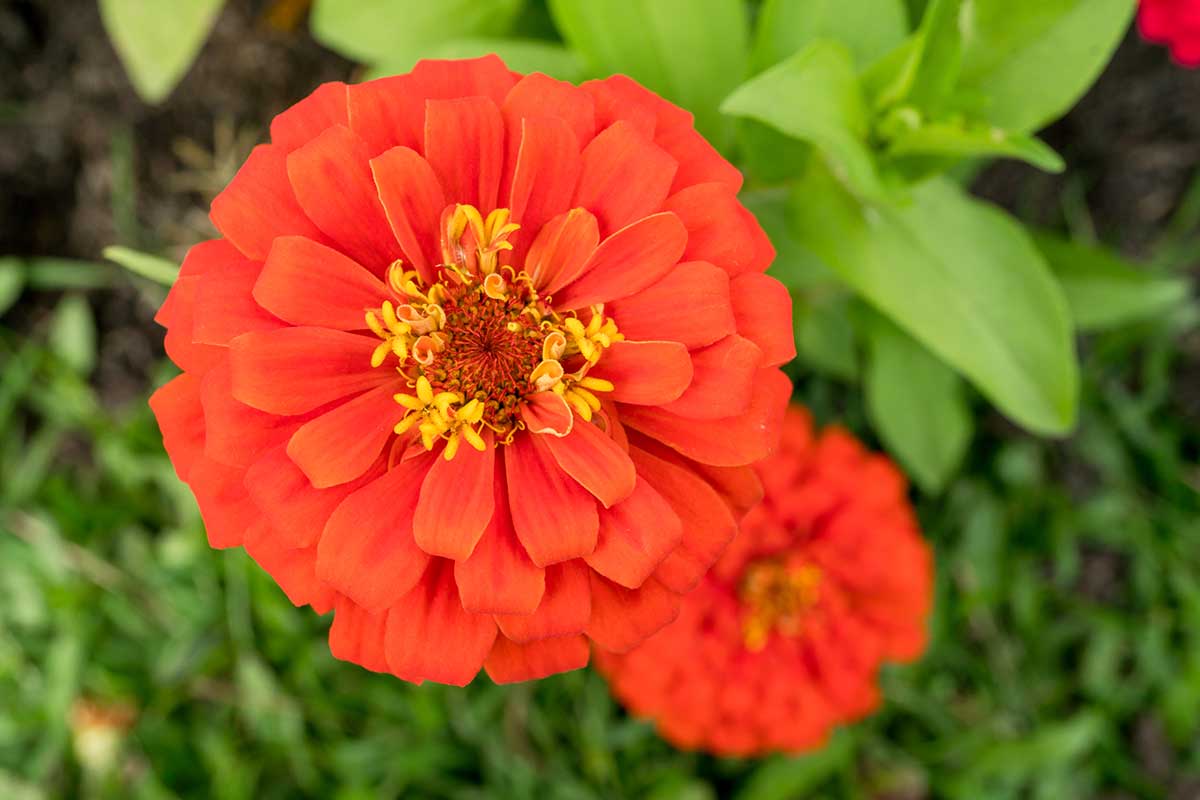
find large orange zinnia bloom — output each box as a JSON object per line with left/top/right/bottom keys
{"left": 596, "top": 407, "right": 933, "bottom": 755}
{"left": 149, "top": 56, "right": 794, "bottom": 685}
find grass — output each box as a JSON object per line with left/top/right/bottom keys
{"left": 1, "top": 265, "right": 1197, "bottom": 799}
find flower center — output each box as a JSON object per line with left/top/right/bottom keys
{"left": 739, "top": 559, "right": 821, "bottom": 651}
{"left": 367, "top": 204, "right": 621, "bottom": 460}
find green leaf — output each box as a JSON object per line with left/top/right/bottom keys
{"left": 956, "top": 0, "right": 1136, "bottom": 133}
{"left": 48, "top": 295, "right": 97, "bottom": 376}
{"left": 25, "top": 259, "right": 112, "bottom": 290}
{"left": 103, "top": 246, "right": 180, "bottom": 287}
{"left": 99, "top": 0, "right": 224, "bottom": 104}
{"left": 795, "top": 292, "right": 859, "bottom": 380}
{"left": 549, "top": 0, "right": 749, "bottom": 145}
{"left": 751, "top": 0, "right": 909, "bottom": 71}
{"left": 883, "top": 118, "right": 1065, "bottom": 173}
{"left": 790, "top": 166, "right": 1078, "bottom": 434}
{"left": 311, "top": 0, "right": 524, "bottom": 65}
{"left": 0, "top": 257, "right": 26, "bottom": 317}
{"left": 741, "top": 189, "right": 837, "bottom": 290}
{"left": 366, "top": 39, "right": 583, "bottom": 82}
{"left": 1034, "top": 233, "right": 1191, "bottom": 331}
{"left": 903, "top": 0, "right": 966, "bottom": 110}
{"left": 722, "top": 42, "right": 886, "bottom": 201}
{"left": 866, "top": 318, "right": 973, "bottom": 492}
{"left": 735, "top": 730, "right": 854, "bottom": 800}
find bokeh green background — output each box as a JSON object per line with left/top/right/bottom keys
{"left": 3, "top": 0, "right": 1200, "bottom": 797}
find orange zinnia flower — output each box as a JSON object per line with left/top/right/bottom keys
{"left": 149, "top": 56, "right": 794, "bottom": 685}
{"left": 596, "top": 407, "right": 933, "bottom": 755}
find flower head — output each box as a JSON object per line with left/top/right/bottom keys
{"left": 1139, "top": 0, "right": 1200, "bottom": 66}
{"left": 596, "top": 407, "right": 933, "bottom": 755}
{"left": 150, "top": 56, "right": 794, "bottom": 685}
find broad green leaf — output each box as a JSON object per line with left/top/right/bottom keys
{"left": 311, "top": 0, "right": 523, "bottom": 65}
{"left": 103, "top": 246, "right": 180, "bottom": 287}
{"left": 99, "top": 0, "right": 224, "bottom": 104}
{"left": 904, "top": 0, "right": 966, "bottom": 110}
{"left": 956, "top": 0, "right": 1136, "bottom": 133}
{"left": 548, "top": 0, "right": 748, "bottom": 145}
{"left": 0, "top": 257, "right": 25, "bottom": 317}
{"left": 795, "top": 292, "right": 859, "bottom": 380}
{"left": 883, "top": 116, "right": 1065, "bottom": 172}
{"left": 48, "top": 295, "right": 97, "bottom": 376}
{"left": 867, "top": 319, "right": 973, "bottom": 492}
{"left": 741, "top": 189, "right": 837, "bottom": 289}
{"left": 367, "top": 39, "right": 583, "bottom": 82}
{"left": 791, "top": 166, "right": 1078, "bottom": 434}
{"left": 1034, "top": 233, "right": 1191, "bottom": 330}
{"left": 751, "top": 0, "right": 909, "bottom": 71}
{"left": 722, "top": 42, "right": 886, "bottom": 201}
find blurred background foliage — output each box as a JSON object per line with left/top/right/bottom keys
{"left": 2, "top": 0, "right": 1199, "bottom": 797}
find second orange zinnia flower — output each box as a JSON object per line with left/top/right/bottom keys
{"left": 150, "top": 56, "right": 794, "bottom": 685}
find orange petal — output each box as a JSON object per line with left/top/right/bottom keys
{"left": 504, "top": 433, "right": 599, "bottom": 566}
{"left": 149, "top": 374, "right": 205, "bottom": 482}
{"left": 525, "top": 208, "right": 600, "bottom": 297}
{"left": 553, "top": 212, "right": 686, "bottom": 309}
{"left": 347, "top": 74, "right": 423, "bottom": 157}
{"left": 688, "top": 460, "right": 763, "bottom": 520}
{"left": 286, "top": 125, "right": 403, "bottom": 273}
{"left": 254, "top": 236, "right": 387, "bottom": 330}
{"left": 410, "top": 56, "right": 516, "bottom": 107}
{"left": 520, "top": 391, "right": 574, "bottom": 437}
{"left": 243, "top": 520, "right": 334, "bottom": 613}
{"left": 186, "top": 456, "right": 255, "bottom": 550}
{"left": 586, "top": 574, "right": 680, "bottom": 653}
{"left": 506, "top": 116, "right": 581, "bottom": 258}
{"left": 502, "top": 73, "right": 595, "bottom": 151}
{"left": 384, "top": 561, "right": 498, "bottom": 685}
{"left": 607, "top": 261, "right": 735, "bottom": 349}
{"left": 454, "top": 477, "right": 545, "bottom": 615}
{"left": 160, "top": 275, "right": 225, "bottom": 375}
{"left": 370, "top": 146, "right": 446, "bottom": 281}
{"left": 581, "top": 79, "right": 656, "bottom": 140}
{"left": 730, "top": 272, "right": 796, "bottom": 368}
{"left": 191, "top": 243, "right": 284, "bottom": 346}
{"left": 244, "top": 442, "right": 383, "bottom": 549}
{"left": 328, "top": 595, "right": 391, "bottom": 674}
{"left": 629, "top": 441, "right": 738, "bottom": 594}
{"left": 495, "top": 560, "right": 591, "bottom": 643}
{"left": 588, "top": 340, "right": 692, "bottom": 406}
{"left": 210, "top": 144, "right": 329, "bottom": 262}
{"left": 484, "top": 634, "right": 590, "bottom": 684}
{"left": 200, "top": 361, "right": 302, "bottom": 469}
{"left": 664, "top": 182, "right": 775, "bottom": 277}
{"left": 424, "top": 96, "right": 504, "bottom": 213}
{"left": 573, "top": 121, "right": 677, "bottom": 236}
{"left": 541, "top": 421, "right": 637, "bottom": 508}
{"left": 317, "top": 457, "right": 431, "bottom": 610}
{"left": 229, "top": 327, "right": 389, "bottom": 415}
{"left": 269, "top": 81, "right": 348, "bottom": 153}
{"left": 412, "top": 430, "right": 497, "bottom": 560}
{"left": 620, "top": 367, "right": 791, "bottom": 467}
{"left": 584, "top": 75, "right": 741, "bottom": 194}
{"left": 287, "top": 381, "right": 402, "bottom": 489}
{"left": 585, "top": 476, "right": 682, "bottom": 589}
{"left": 661, "top": 334, "right": 762, "bottom": 419}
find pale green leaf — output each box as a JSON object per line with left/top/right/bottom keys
{"left": 99, "top": 0, "right": 224, "bottom": 104}
{"left": 722, "top": 42, "right": 886, "bottom": 201}
{"left": 549, "top": 0, "right": 748, "bottom": 145}
{"left": 957, "top": 0, "right": 1136, "bottom": 133}
{"left": 103, "top": 246, "right": 180, "bottom": 287}
{"left": 751, "top": 0, "right": 909, "bottom": 71}
{"left": 48, "top": 295, "right": 97, "bottom": 376}
{"left": 311, "top": 0, "right": 523, "bottom": 65}
{"left": 867, "top": 318, "right": 973, "bottom": 492}
{"left": 0, "top": 258, "right": 26, "bottom": 317}
{"left": 791, "top": 166, "right": 1078, "bottom": 434}
{"left": 884, "top": 118, "right": 1065, "bottom": 172}
{"left": 1034, "top": 233, "right": 1191, "bottom": 330}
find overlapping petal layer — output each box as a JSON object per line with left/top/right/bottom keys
{"left": 151, "top": 56, "right": 794, "bottom": 685}
{"left": 596, "top": 407, "right": 934, "bottom": 755}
